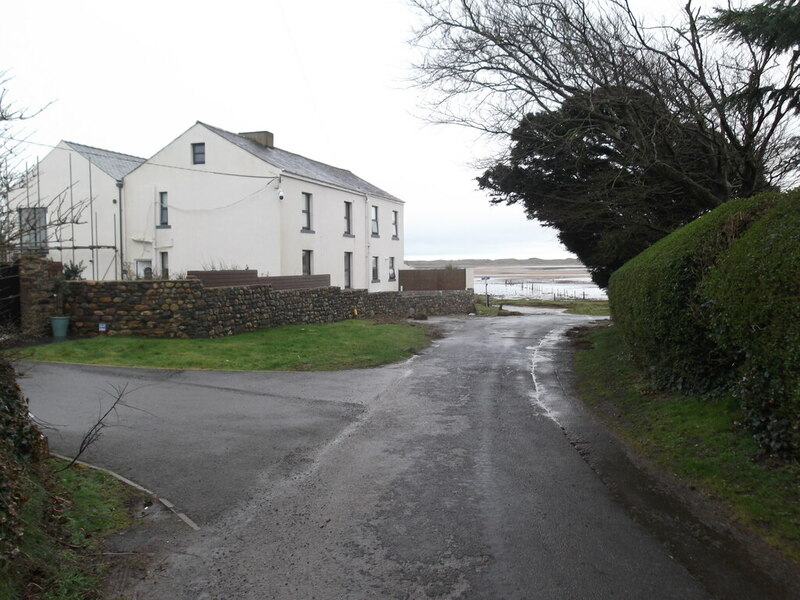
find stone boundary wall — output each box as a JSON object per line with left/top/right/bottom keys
{"left": 19, "top": 254, "right": 62, "bottom": 336}
{"left": 65, "top": 280, "right": 475, "bottom": 338}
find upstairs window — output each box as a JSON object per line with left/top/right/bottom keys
{"left": 159, "top": 191, "right": 169, "bottom": 226}
{"left": 344, "top": 201, "right": 352, "bottom": 235}
{"left": 371, "top": 205, "right": 379, "bottom": 236}
{"left": 19, "top": 207, "right": 47, "bottom": 250}
{"left": 302, "top": 192, "right": 313, "bottom": 231}
{"left": 192, "top": 143, "right": 206, "bottom": 165}
{"left": 392, "top": 210, "right": 399, "bottom": 238}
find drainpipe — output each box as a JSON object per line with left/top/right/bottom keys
{"left": 364, "top": 194, "right": 370, "bottom": 290}
{"left": 116, "top": 180, "right": 124, "bottom": 279}
{"left": 152, "top": 188, "right": 158, "bottom": 274}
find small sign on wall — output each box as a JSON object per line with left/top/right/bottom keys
{"left": 98, "top": 323, "right": 107, "bottom": 334}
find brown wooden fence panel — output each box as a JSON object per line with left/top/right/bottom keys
{"left": 187, "top": 270, "right": 331, "bottom": 290}
{"left": 260, "top": 275, "right": 331, "bottom": 290}
{"left": 186, "top": 269, "right": 260, "bottom": 287}
{"left": 398, "top": 269, "right": 467, "bottom": 291}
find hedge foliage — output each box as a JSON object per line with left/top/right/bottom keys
{"left": 608, "top": 191, "right": 799, "bottom": 456}
{"left": 0, "top": 358, "right": 47, "bottom": 564}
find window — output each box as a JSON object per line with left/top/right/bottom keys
{"left": 135, "top": 259, "right": 152, "bottom": 280}
{"left": 344, "top": 252, "right": 352, "bottom": 289}
{"left": 371, "top": 205, "right": 379, "bottom": 236}
{"left": 388, "top": 256, "right": 396, "bottom": 281}
{"left": 392, "top": 210, "right": 399, "bottom": 239}
{"left": 371, "top": 256, "right": 379, "bottom": 282}
{"left": 302, "top": 249, "right": 313, "bottom": 275}
{"left": 344, "top": 201, "right": 352, "bottom": 235}
{"left": 159, "top": 191, "right": 169, "bottom": 226}
{"left": 302, "top": 192, "right": 312, "bottom": 231}
{"left": 18, "top": 207, "right": 47, "bottom": 250}
{"left": 160, "top": 252, "right": 169, "bottom": 279}
{"left": 192, "top": 143, "right": 205, "bottom": 165}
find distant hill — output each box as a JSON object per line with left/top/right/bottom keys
{"left": 405, "top": 257, "right": 582, "bottom": 269}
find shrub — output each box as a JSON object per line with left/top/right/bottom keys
{"left": 609, "top": 190, "right": 800, "bottom": 455}
{"left": 700, "top": 199, "right": 800, "bottom": 455}
{"left": 0, "top": 358, "right": 48, "bottom": 564}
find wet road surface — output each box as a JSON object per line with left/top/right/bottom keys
{"left": 23, "top": 311, "right": 716, "bottom": 599}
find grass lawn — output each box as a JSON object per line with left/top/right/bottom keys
{"left": 573, "top": 325, "right": 800, "bottom": 562}
{"left": 25, "top": 319, "right": 432, "bottom": 371}
{"left": 0, "top": 459, "right": 139, "bottom": 600}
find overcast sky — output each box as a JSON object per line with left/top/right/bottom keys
{"left": 2, "top": 0, "right": 693, "bottom": 260}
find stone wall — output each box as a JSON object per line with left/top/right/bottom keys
{"left": 64, "top": 280, "right": 475, "bottom": 338}
{"left": 19, "top": 254, "right": 62, "bottom": 336}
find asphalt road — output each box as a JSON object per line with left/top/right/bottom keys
{"left": 22, "top": 311, "right": 717, "bottom": 599}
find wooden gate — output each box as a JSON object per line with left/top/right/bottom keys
{"left": 0, "top": 263, "right": 21, "bottom": 328}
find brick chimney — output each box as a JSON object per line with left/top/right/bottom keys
{"left": 239, "top": 131, "right": 274, "bottom": 148}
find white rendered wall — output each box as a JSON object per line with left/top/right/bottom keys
{"left": 8, "top": 142, "right": 123, "bottom": 280}
{"left": 278, "top": 175, "right": 404, "bottom": 291}
{"left": 123, "top": 123, "right": 283, "bottom": 278}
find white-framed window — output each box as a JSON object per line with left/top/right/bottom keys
{"left": 302, "top": 249, "right": 313, "bottom": 275}
{"left": 344, "top": 252, "right": 352, "bottom": 289}
{"left": 160, "top": 251, "right": 169, "bottom": 279}
{"left": 371, "top": 205, "right": 379, "bottom": 236}
{"left": 135, "top": 259, "right": 153, "bottom": 280}
{"left": 18, "top": 206, "right": 47, "bottom": 250}
{"left": 388, "top": 256, "right": 396, "bottom": 281}
{"left": 302, "top": 192, "right": 313, "bottom": 231}
{"left": 344, "top": 201, "right": 352, "bottom": 235}
{"left": 392, "top": 210, "right": 399, "bottom": 239}
{"left": 371, "top": 256, "right": 379, "bottom": 282}
{"left": 192, "top": 143, "right": 205, "bottom": 165}
{"left": 159, "top": 191, "right": 169, "bottom": 226}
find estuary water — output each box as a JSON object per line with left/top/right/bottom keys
{"left": 473, "top": 264, "right": 607, "bottom": 301}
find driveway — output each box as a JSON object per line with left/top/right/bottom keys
{"left": 20, "top": 311, "right": 783, "bottom": 599}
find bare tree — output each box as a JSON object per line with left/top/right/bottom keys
{"left": 410, "top": 0, "right": 800, "bottom": 282}
{"left": 412, "top": 0, "right": 799, "bottom": 184}
{"left": 0, "top": 73, "right": 84, "bottom": 261}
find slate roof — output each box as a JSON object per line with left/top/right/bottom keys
{"left": 200, "top": 122, "right": 401, "bottom": 202}
{"left": 63, "top": 141, "right": 145, "bottom": 180}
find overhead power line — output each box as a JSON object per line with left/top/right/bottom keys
{"left": 1, "top": 135, "right": 281, "bottom": 181}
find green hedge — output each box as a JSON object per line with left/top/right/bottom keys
{"left": 608, "top": 191, "right": 799, "bottom": 456}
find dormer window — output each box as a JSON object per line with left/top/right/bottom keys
{"left": 192, "top": 143, "right": 205, "bottom": 165}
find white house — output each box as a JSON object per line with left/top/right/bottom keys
{"left": 10, "top": 123, "right": 405, "bottom": 291}
{"left": 8, "top": 141, "right": 144, "bottom": 279}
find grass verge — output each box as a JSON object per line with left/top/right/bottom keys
{"left": 473, "top": 297, "right": 610, "bottom": 316}
{"left": 1, "top": 459, "right": 139, "bottom": 600}
{"left": 502, "top": 298, "right": 610, "bottom": 315}
{"left": 573, "top": 325, "right": 800, "bottom": 562}
{"left": 24, "top": 319, "right": 432, "bottom": 371}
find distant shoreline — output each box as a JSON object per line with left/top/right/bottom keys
{"left": 405, "top": 257, "right": 582, "bottom": 269}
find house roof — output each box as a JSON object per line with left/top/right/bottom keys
{"left": 199, "top": 122, "right": 402, "bottom": 202}
{"left": 63, "top": 141, "right": 145, "bottom": 180}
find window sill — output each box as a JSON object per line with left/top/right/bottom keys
{"left": 343, "top": 233, "right": 355, "bottom": 238}
{"left": 392, "top": 235, "right": 399, "bottom": 240}
{"left": 301, "top": 228, "right": 315, "bottom": 234}
{"left": 371, "top": 279, "right": 380, "bottom": 283}
{"left": 371, "top": 233, "right": 380, "bottom": 238}
{"left": 157, "top": 224, "right": 172, "bottom": 229}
